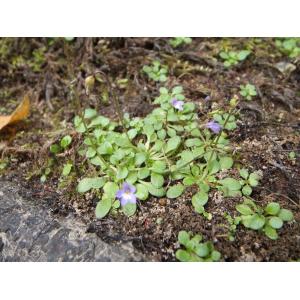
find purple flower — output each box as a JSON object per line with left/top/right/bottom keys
{"left": 206, "top": 120, "right": 222, "bottom": 134}
{"left": 116, "top": 182, "right": 137, "bottom": 206}
{"left": 171, "top": 98, "right": 184, "bottom": 111}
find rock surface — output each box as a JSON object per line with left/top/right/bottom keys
{"left": 0, "top": 180, "right": 145, "bottom": 262}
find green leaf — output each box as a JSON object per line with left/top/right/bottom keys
{"left": 248, "top": 172, "right": 260, "bottom": 187}
{"left": 219, "top": 156, "right": 233, "bottom": 170}
{"left": 147, "top": 184, "right": 166, "bottom": 197}
{"left": 208, "top": 160, "right": 220, "bottom": 174}
{"left": 166, "top": 184, "right": 185, "bottom": 199}
{"left": 237, "top": 50, "right": 250, "bottom": 61}
{"left": 244, "top": 215, "right": 265, "bottom": 230}
{"left": 113, "top": 200, "right": 120, "bottom": 209}
{"left": 166, "top": 136, "right": 181, "bottom": 153}
{"left": 236, "top": 204, "right": 253, "bottom": 215}
{"left": 103, "top": 182, "right": 119, "bottom": 198}
{"left": 77, "top": 177, "right": 106, "bottom": 193}
{"left": 97, "top": 141, "right": 113, "bottom": 155}
{"left": 60, "top": 135, "right": 72, "bottom": 149}
{"left": 151, "top": 173, "right": 164, "bottom": 188}
{"left": 50, "top": 144, "right": 61, "bottom": 154}
{"left": 74, "top": 116, "right": 86, "bottom": 133}
{"left": 62, "top": 163, "right": 72, "bottom": 177}
{"left": 178, "top": 231, "right": 190, "bottom": 246}
{"left": 95, "top": 196, "right": 112, "bottom": 219}
{"left": 183, "top": 176, "right": 196, "bottom": 186}
{"left": 151, "top": 161, "right": 167, "bottom": 174}
{"left": 116, "top": 166, "right": 129, "bottom": 180}
{"left": 278, "top": 209, "right": 294, "bottom": 222}
{"left": 264, "top": 225, "right": 278, "bottom": 240}
{"left": 211, "top": 250, "right": 221, "bottom": 261}
{"left": 86, "top": 147, "right": 96, "bottom": 158}
{"left": 185, "top": 138, "right": 202, "bottom": 147}
{"left": 176, "top": 249, "right": 192, "bottom": 262}
{"left": 122, "top": 203, "right": 137, "bottom": 217}
{"left": 135, "top": 153, "right": 147, "bottom": 166}
{"left": 138, "top": 168, "right": 150, "bottom": 179}
{"left": 180, "top": 150, "right": 194, "bottom": 163}
{"left": 265, "top": 202, "right": 280, "bottom": 215}
{"left": 195, "top": 243, "right": 209, "bottom": 257}
{"left": 136, "top": 184, "right": 149, "bottom": 201}
{"left": 192, "top": 191, "right": 208, "bottom": 207}
{"left": 219, "top": 178, "right": 241, "bottom": 190}
{"left": 268, "top": 216, "right": 283, "bottom": 229}
{"left": 84, "top": 108, "right": 97, "bottom": 119}
{"left": 126, "top": 171, "right": 138, "bottom": 184}
{"left": 242, "top": 185, "right": 252, "bottom": 196}
{"left": 194, "top": 205, "right": 204, "bottom": 214}
{"left": 88, "top": 115, "right": 110, "bottom": 128}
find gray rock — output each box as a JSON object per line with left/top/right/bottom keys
{"left": 0, "top": 180, "right": 145, "bottom": 261}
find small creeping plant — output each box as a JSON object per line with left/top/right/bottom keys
{"left": 176, "top": 231, "right": 221, "bottom": 262}
{"left": 143, "top": 60, "right": 168, "bottom": 82}
{"left": 219, "top": 50, "right": 251, "bottom": 68}
{"left": 235, "top": 199, "right": 294, "bottom": 240}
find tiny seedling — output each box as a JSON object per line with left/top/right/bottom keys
{"left": 219, "top": 50, "right": 251, "bottom": 68}
{"left": 176, "top": 231, "right": 221, "bottom": 262}
{"left": 238, "top": 168, "right": 261, "bottom": 196}
{"left": 143, "top": 60, "right": 168, "bottom": 82}
{"left": 239, "top": 84, "right": 257, "bottom": 101}
{"left": 223, "top": 212, "right": 239, "bottom": 241}
{"left": 235, "top": 199, "right": 294, "bottom": 240}
{"left": 275, "top": 38, "right": 300, "bottom": 58}
{"left": 169, "top": 37, "right": 192, "bottom": 48}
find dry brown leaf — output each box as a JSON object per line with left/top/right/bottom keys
{"left": 0, "top": 94, "right": 30, "bottom": 131}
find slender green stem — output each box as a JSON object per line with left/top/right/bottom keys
{"left": 201, "top": 106, "right": 237, "bottom": 180}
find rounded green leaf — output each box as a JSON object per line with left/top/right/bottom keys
{"left": 183, "top": 176, "right": 196, "bottom": 186}
{"left": 178, "top": 231, "right": 190, "bottom": 246}
{"left": 249, "top": 215, "right": 265, "bottom": 230}
{"left": 135, "top": 153, "right": 147, "bottom": 166}
{"left": 268, "top": 216, "right": 283, "bottom": 229}
{"left": 62, "top": 163, "right": 72, "bottom": 177}
{"left": 95, "top": 197, "right": 112, "bottom": 219}
{"left": 236, "top": 204, "right": 253, "bottom": 215}
{"left": 265, "top": 202, "right": 280, "bottom": 215}
{"left": 147, "top": 184, "right": 166, "bottom": 197}
{"left": 278, "top": 209, "right": 294, "bottom": 222}
{"left": 264, "top": 225, "right": 278, "bottom": 240}
{"left": 136, "top": 184, "right": 149, "bottom": 201}
{"left": 192, "top": 191, "right": 208, "bottom": 207}
{"left": 151, "top": 173, "right": 164, "bottom": 188}
{"left": 242, "top": 185, "right": 252, "bottom": 196}
{"left": 122, "top": 203, "right": 137, "bottom": 217}
{"left": 116, "top": 166, "right": 129, "bottom": 180}
{"left": 77, "top": 177, "right": 105, "bottom": 193}
{"left": 84, "top": 108, "right": 97, "bottom": 119}
{"left": 138, "top": 168, "right": 150, "bottom": 179}
{"left": 167, "top": 184, "right": 185, "bottom": 199}
{"left": 166, "top": 136, "right": 181, "bottom": 153}
{"left": 151, "top": 161, "right": 167, "bottom": 174}
{"left": 60, "top": 135, "right": 72, "bottom": 149}
{"left": 195, "top": 243, "right": 209, "bottom": 258}
{"left": 219, "top": 156, "right": 233, "bottom": 170}
{"left": 211, "top": 250, "right": 221, "bottom": 261}
{"left": 86, "top": 147, "right": 96, "bottom": 158}
{"left": 219, "top": 178, "right": 241, "bottom": 191}
{"left": 248, "top": 172, "right": 260, "bottom": 187}
{"left": 103, "top": 182, "right": 119, "bottom": 198}
{"left": 176, "top": 249, "right": 191, "bottom": 262}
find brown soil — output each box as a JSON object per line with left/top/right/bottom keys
{"left": 1, "top": 37, "right": 299, "bottom": 261}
